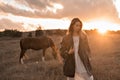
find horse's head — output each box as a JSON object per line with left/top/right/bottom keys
{"left": 47, "top": 37, "right": 63, "bottom": 63}
{"left": 48, "top": 38, "right": 57, "bottom": 59}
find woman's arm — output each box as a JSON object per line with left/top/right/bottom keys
{"left": 60, "top": 36, "right": 69, "bottom": 59}
{"left": 85, "top": 35, "right": 92, "bottom": 59}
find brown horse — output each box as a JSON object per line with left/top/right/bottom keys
{"left": 19, "top": 36, "right": 57, "bottom": 64}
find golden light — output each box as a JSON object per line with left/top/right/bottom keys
{"left": 1, "top": 13, "right": 120, "bottom": 31}
{"left": 84, "top": 19, "right": 120, "bottom": 35}
{"left": 0, "top": 29, "right": 5, "bottom": 32}
{"left": 97, "top": 28, "right": 108, "bottom": 34}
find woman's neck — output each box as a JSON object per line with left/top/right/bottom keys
{"left": 73, "top": 32, "right": 79, "bottom": 36}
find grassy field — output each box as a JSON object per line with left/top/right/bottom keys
{"left": 0, "top": 34, "right": 120, "bottom": 80}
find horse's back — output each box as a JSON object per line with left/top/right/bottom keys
{"left": 20, "top": 36, "right": 52, "bottom": 50}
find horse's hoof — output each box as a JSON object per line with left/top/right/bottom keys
{"left": 20, "top": 59, "right": 24, "bottom": 64}
{"left": 42, "top": 57, "right": 45, "bottom": 62}
{"left": 36, "top": 61, "right": 39, "bottom": 64}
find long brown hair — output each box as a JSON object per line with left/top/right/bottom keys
{"left": 67, "top": 18, "right": 83, "bottom": 35}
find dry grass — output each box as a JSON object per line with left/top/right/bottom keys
{"left": 0, "top": 34, "right": 120, "bottom": 80}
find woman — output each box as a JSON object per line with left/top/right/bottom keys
{"left": 60, "top": 18, "right": 94, "bottom": 80}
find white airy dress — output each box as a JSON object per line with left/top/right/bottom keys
{"left": 67, "top": 36, "right": 94, "bottom": 80}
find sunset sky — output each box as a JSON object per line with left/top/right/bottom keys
{"left": 0, "top": 0, "right": 120, "bottom": 32}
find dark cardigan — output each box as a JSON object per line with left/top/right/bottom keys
{"left": 60, "top": 31, "right": 92, "bottom": 76}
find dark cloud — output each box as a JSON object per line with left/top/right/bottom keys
{"left": 0, "top": 0, "right": 119, "bottom": 22}
{"left": 0, "top": 18, "right": 25, "bottom": 31}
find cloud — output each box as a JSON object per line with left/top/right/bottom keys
{"left": 0, "top": 18, "right": 25, "bottom": 31}
{"left": 58, "top": 0, "right": 119, "bottom": 22}
{"left": 0, "top": 0, "right": 64, "bottom": 18}
{"left": 0, "top": 0, "right": 120, "bottom": 22}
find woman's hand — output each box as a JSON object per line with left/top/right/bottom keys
{"left": 56, "top": 49, "right": 64, "bottom": 64}
{"left": 58, "top": 57, "right": 63, "bottom": 64}
{"left": 57, "top": 54, "right": 64, "bottom": 64}
{"left": 89, "top": 57, "right": 92, "bottom": 61}
{"left": 68, "top": 47, "right": 74, "bottom": 54}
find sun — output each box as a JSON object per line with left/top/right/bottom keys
{"left": 84, "top": 19, "right": 120, "bottom": 35}
{"left": 97, "top": 28, "right": 108, "bottom": 34}
{"left": 93, "top": 20, "right": 110, "bottom": 35}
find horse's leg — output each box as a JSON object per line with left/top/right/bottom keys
{"left": 19, "top": 49, "right": 26, "bottom": 64}
{"left": 23, "top": 54, "right": 29, "bottom": 60}
{"left": 52, "top": 51, "right": 57, "bottom": 59}
{"left": 42, "top": 49, "right": 46, "bottom": 62}
{"left": 51, "top": 45, "right": 63, "bottom": 64}
{"left": 51, "top": 46, "right": 57, "bottom": 59}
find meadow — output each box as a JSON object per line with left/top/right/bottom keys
{"left": 0, "top": 33, "right": 120, "bottom": 80}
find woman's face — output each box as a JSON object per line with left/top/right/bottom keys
{"left": 73, "top": 21, "right": 82, "bottom": 33}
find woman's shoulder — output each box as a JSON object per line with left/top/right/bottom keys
{"left": 81, "top": 30, "right": 87, "bottom": 36}
{"left": 80, "top": 30, "right": 88, "bottom": 39}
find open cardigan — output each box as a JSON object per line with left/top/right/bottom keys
{"left": 60, "top": 31, "right": 92, "bottom": 76}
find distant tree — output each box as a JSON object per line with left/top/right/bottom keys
{"left": 28, "top": 32, "right": 32, "bottom": 37}
{"left": 0, "top": 32, "right": 4, "bottom": 37}
{"left": 35, "top": 26, "right": 44, "bottom": 37}
{"left": 3, "top": 29, "right": 22, "bottom": 37}
{"left": 12, "top": 30, "right": 22, "bottom": 37}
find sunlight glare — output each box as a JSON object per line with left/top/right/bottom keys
{"left": 84, "top": 19, "right": 120, "bottom": 34}
{"left": 97, "top": 28, "right": 108, "bottom": 34}
{"left": 1, "top": 14, "right": 120, "bottom": 31}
